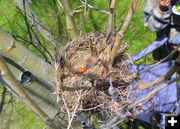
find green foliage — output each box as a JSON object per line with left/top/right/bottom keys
{"left": 0, "top": 0, "right": 156, "bottom": 62}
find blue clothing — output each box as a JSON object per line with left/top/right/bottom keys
{"left": 172, "top": 33, "right": 180, "bottom": 45}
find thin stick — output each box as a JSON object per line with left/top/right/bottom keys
{"left": 14, "top": 0, "right": 57, "bottom": 51}
{"left": 78, "top": 8, "right": 90, "bottom": 32}
{"left": 139, "top": 48, "right": 178, "bottom": 75}
{"left": 78, "top": 0, "right": 109, "bottom": 14}
{"left": 128, "top": 77, "right": 180, "bottom": 110}
{"left": 67, "top": 91, "right": 82, "bottom": 129}
{"left": 138, "top": 53, "right": 180, "bottom": 89}
{"left": 61, "top": 91, "right": 71, "bottom": 122}
{"left": 106, "top": 0, "right": 116, "bottom": 41}
{"left": 110, "top": 0, "right": 139, "bottom": 66}
{"left": 126, "top": 48, "right": 179, "bottom": 83}
{"left": 18, "top": 2, "right": 53, "bottom": 63}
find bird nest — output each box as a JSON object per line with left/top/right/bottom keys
{"left": 54, "top": 32, "right": 133, "bottom": 126}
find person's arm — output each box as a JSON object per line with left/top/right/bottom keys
{"left": 143, "top": 0, "right": 171, "bottom": 32}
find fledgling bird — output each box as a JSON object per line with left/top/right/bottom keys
{"left": 69, "top": 55, "right": 98, "bottom": 74}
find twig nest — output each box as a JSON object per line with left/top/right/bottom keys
{"left": 54, "top": 32, "right": 132, "bottom": 125}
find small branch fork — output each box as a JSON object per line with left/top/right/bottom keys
{"left": 110, "top": 0, "right": 139, "bottom": 66}
{"left": 14, "top": 0, "right": 58, "bottom": 53}
{"left": 126, "top": 45, "right": 180, "bottom": 81}
{"left": 138, "top": 65, "right": 177, "bottom": 89}
{"left": 14, "top": 0, "right": 54, "bottom": 64}
{"left": 139, "top": 48, "right": 179, "bottom": 75}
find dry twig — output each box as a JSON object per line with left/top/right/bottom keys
{"left": 78, "top": 0, "right": 109, "bottom": 14}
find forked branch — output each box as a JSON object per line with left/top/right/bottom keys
{"left": 110, "top": 0, "right": 139, "bottom": 66}
{"left": 14, "top": 0, "right": 58, "bottom": 51}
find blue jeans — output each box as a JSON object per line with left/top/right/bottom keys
{"left": 172, "top": 33, "right": 180, "bottom": 45}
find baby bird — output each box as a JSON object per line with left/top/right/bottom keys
{"left": 69, "top": 55, "right": 98, "bottom": 74}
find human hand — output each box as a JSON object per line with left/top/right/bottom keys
{"left": 159, "top": 0, "right": 171, "bottom": 11}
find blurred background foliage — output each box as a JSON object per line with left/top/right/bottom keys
{"left": 0, "top": 0, "right": 156, "bottom": 128}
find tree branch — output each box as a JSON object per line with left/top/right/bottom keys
{"left": 125, "top": 47, "right": 180, "bottom": 86}
{"left": 60, "top": 0, "right": 79, "bottom": 39}
{"left": 106, "top": 0, "right": 116, "bottom": 41}
{"left": 110, "top": 0, "right": 139, "bottom": 66}
{"left": 101, "top": 76, "right": 179, "bottom": 128}
{"left": 128, "top": 77, "right": 179, "bottom": 110}
{"left": 0, "top": 56, "right": 61, "bottom": 129}
{"left": 16, "top": 6, "right": 52, "bottom": 64}
{"left": 14, "top": 0, "right": 58, "bottom": 51}
{"left": 0, "top": 86, "right": 7, "bottom": 114}
{"left": 138, "top": 53, "right": 180, "bottom": 89}
{"left": 0, "top": 56, "right": 49, "bottom": 120}
{"left": 0, "top": 30, "right": 55, "bottom": 83}
{"left": 138, "top": 49, "right": 178, "bottom": 75}
{"left": 138, "top": 65, "right": 177, "bottom": 89}
{"left": 78, "top": 0, "right": 109, "bottom": 14}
